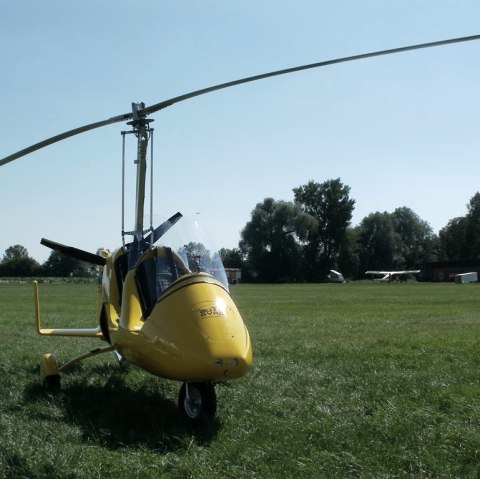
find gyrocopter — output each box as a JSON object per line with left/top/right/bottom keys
{"left": 1, "top": 34, "right": 478, "bottom": 420}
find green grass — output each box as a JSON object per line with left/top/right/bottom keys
{"left": 1, "top": 281, "right": 479, "bottom": 478}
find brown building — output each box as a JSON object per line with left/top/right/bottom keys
{"left": 422, "top": 259, "right": 480, "bottom": 282}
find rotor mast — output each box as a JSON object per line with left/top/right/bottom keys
{"left": 128, "top": 102, "right": 154, "bottom": 244}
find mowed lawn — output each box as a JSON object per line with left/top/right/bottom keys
{"left": 0, "top": 281, "right": 479, "bottom": 478}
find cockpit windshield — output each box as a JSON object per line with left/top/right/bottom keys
{"left": 133, "top": 215, "right": 231, "bottom": 319}
{"left": 154, "top": 215, "right": 229, "bottom": 290}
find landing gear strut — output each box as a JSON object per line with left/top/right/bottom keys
{"left": 178, "top": 382, "right": 216, "bottom": 420}
{"left": 39, "top": 346, "right": 115, "bottom": 393}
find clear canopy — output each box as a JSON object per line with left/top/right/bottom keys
{"left": 154, "top": 215, "right": 229, "bottom": 290}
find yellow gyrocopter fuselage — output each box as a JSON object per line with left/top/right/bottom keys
{"left": 107, "top": 246, "right": 252, "bottom": 382}
{"left": 35, "top": 244, "right": 252, "bottom": 420}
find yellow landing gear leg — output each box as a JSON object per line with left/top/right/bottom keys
{"left": 40, "top": 353, "right": 60, "bottom": 392}
{"left": 39, "top": 346, "right": 115, "bottom": 393}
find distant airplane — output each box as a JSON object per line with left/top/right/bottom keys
{"left": 365, "top": 270, "right": 421, "bottom": 283}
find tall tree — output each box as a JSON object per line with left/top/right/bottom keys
{"left": 439, "top": 192, "right": 480, "bottom": 260}
{"left": 293, "top": 178, "right": 355, "bottom": 279}
{"left": 219, "top": 248, "right": 244, "bottom": 268}
{"left": 42, "top": 251, "right": 91, "bottom": 277}
{"left": 2, "top": 244, "right": 29, "bottom": 262}
{"left": 357, "top": 208, "right": 437, "bottom": 274}
{"left": 240, "top": 198, "right": 316, "bottom": 282}
{"left": 0, "top": 244, "right": 40, "bottom": 276}
{"left": 439, "top": 217, "right": 468, "bottom": 260}
{"left": 356, "top": 207, "right": 437, "bottom": 275}
{"left": 391, "top": 207, "right": 438, "bottom": 266}
{"left": 464, "top": 192, "right": 480, "bottom": 259}
{"left": 357, "top": 212, "right": 399, "bottom": 272}
{"left": 337, "top": 226, "right": 361, "bottom": 279}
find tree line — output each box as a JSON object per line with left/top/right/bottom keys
{"left": 221, "top": 179, "right": 480, "bottom": 282}
{"left": 1, "top": 180, "right": 479, "bottom": 280}
{"left": 0, "top": 245, "right": 94, "bottom": 277}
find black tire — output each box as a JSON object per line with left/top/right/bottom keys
{"left": 43, "top": 374, "right": 61, "bottom": 393}
{"left": 178, "top": 382, "right": 216, "bottom": 420}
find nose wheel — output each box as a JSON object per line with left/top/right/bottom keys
{"left": 179, "top": 382, "right": 216, "bottom": 420}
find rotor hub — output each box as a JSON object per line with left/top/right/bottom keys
{"left": 127, "top": 102, "right": 154, "bottom": 129}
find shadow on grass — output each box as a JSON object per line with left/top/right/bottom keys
{"left": 23, "top": 367, "right": 221, "bottom": 452}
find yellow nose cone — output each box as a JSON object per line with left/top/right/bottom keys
{"left": 137, "top": 275, "right": 252, "bottom": 382}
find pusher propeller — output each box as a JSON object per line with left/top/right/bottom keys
{"left": 123, "top": 212, "right": 183, "bottom": 269}
{"left": 40, "top": 238, "right": 106, "bottom": 266}
{"left": 1, "top": 34, "right": 479, "bottom": 167}
{"left": 144, "top": 212, "right": 183, "bottom": 245}
{"left": 40, "top": 212, "right": 183, "bottom": 268}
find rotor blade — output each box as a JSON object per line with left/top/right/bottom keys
{"left": 144, "top": 212, "right": 183, "bottom": 244}
{"left": 143, "top": 34, "right": 480, "bottom": 115}
{"left": 0, "top": 113, "right": 132, "bottom": 167}
{"left": 1, "top": 34, "right": 479, "bottom": 167}
{"left": 41, "top": 238, "right": 106, "bottom": 266}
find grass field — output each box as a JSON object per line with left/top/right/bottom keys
{"left": 0, "top": 281, "right": 479, "bottom": 478}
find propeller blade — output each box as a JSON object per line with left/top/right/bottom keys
{"left": 1, "top": 34, "right": 479, "bottom": 166}
{"left": 144, "top": 211, "right": 183, "bottom": 244}
{"left": 142, "top": 34, "right": 480, "bottom": 115}
{"left": 41, "top": 238, "right": 106, "bottom": 266}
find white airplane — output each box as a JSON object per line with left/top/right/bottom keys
{"left": 365, "top": 270, "right": 421, "bottom": 282}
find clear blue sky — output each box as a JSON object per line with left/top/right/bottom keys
{"left": 1, "top": 0, "right": 479, "bottom": 262}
